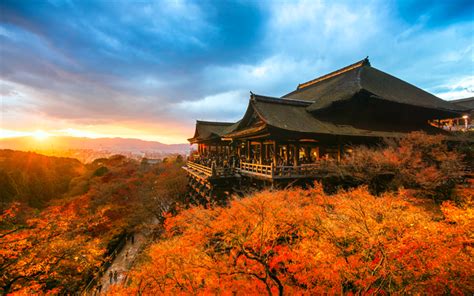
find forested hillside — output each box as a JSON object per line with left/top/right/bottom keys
{"left": 0, "top": 150, "right": 84, "bottom": 208}
{"left": 0, "top": 152, "right": 187, "bottom": 294}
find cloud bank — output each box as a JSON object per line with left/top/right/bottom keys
{"left": 0, "top": 0, "right": 472, "bottom": 143}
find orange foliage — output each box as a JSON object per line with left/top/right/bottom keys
{"left": 1, "top": 154, "right": 187, "bottom": 294}
{"left": 1, "top": 198, "right": 106, "bottom": 294}
{"left": 120, "top": 185, "right": 473, "bottom": 295}
{"left": 338, "top": 132, "right": 466, "bottom": 199}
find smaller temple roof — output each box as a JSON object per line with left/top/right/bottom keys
{"left": 188, "top": 120, "right": 237, "bottom": 143}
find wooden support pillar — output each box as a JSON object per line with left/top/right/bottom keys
{"left": 265, "top": 144, "right": 270, "bottom": 161}
{"left": 294, "top": 144, "right": 299, "bottom": 166}
{"left": 259, "top": 142, "right": 263, "bottom": 164}
{"left": 247, "top": 140, "right": 251, "bottom": 161}
{"left": 305, "top": 146, "right": 311, "bottom": 162}
{"left": 272, "top": 141, "right": 277, "bottom": 166}
{"left": 337, "top": 144, "right": 342, "bottom": 162}
{"left": 284, "top": 144, "right": 289, "bottom": 164}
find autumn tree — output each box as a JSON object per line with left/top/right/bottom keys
{"left": 0, "top": 198, "right": 106, "bottom": 294}
{"left": 1, "top": 153, "right": 187, "bottom": 294}
{"left": 118, "top": 185, "right": 473, "bottom": 295}
{"left": 327, "top": 132, "right": 467, "bottom": 199}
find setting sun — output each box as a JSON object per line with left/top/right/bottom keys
{"left": 33, "top": 130, "right": 50, "bottom": 141}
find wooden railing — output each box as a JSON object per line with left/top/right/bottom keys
{"left": 273, "top": 164, "right": 320, "bottom": 178}
{"left": 187, "top": 161, "right": 213, "bottom": 176}
{"left": 186, "top": 161, "right": 235, "bottom": 177}
{"left": 239, "top": 162, "right": 322, "bottom": 179}
{"left": 239, "top": 162, "right": 273, "bottom": 176}
{"left": 188, "top": 161, "right": 331, "bottom": 179}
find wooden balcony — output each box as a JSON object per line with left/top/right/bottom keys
{"left": 238, "top": 162, "right": 322, "bottom": 180}
{"left": 186, "top": 161, "right": 331, "bottom": 181}
{"left": 184, "top": 161, "right": 236, "bottom": 180}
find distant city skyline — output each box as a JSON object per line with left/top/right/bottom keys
{"left": 1, "top": 0, "right": 473, "bottom": 143}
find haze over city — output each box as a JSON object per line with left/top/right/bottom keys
{"left": 1, "top": 0, "right": 473, "bottom": 144}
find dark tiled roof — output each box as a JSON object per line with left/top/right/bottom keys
{"left": 283, "top": 59, "right": 467, "bottom": 114}
{"left": 295, "top": 58, "right": 369, "bottom": 91}
{"left": 450, "top": 97, "right": 474, "bottom": 110}
{"left": 188, "top": 120, "right": 236, "bottom": 143}
{"left": 224, "top": 94, "right": 448, "bottom": 139}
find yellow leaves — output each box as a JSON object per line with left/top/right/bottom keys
{"left": 441, "top": 201, "right": 474, "bottom": 229}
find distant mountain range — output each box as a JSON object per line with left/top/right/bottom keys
{"left": 0, "top": 136, "right": 190, "bottom": 154}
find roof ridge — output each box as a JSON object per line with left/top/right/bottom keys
{"left": 196, "top": 120, "right": 235, "bottom": 126}
{"left": 297, "top": 57, "right": 370, "bottom": 90}
{"left": 450, "top": 97, "right": 474, "bottom": 103}
{"left": 251, "top": 93, "right": 312, "bottom": 106}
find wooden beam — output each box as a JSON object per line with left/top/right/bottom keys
{"left": 299, "top": 139, "right": 319, "bottom": 143}
{"left": 265, "top": 143, "right": 269, "bottom": 161}
{"left": 337, "top": 144, "right": 341, "bottom": 162}
{"left": 247, "top": 140, "right": 251, "bottom": 161}
{"left": 272, "top": 141, "right": 277, "bottom": 166}
{"left": 294, "top": 144, "right": 299, "bottom": 166}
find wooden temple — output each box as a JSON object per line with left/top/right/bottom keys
{"left": 183, "top": 58, "right": 470, "bottom": 201}
{"left": 431, "top": 97, "right": 473, "bottom": 131}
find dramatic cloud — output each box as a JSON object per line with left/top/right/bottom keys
{"left": 0, "top": 0, "right": 472, "bottom": 143}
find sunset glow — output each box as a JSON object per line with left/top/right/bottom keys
{"left": 0, "top": 127, "right": 187, "bottom": 144}
{"left": 32, "top": 130, "right": 50, "bottom": 141}
{"left": 0, "top": 1, "right": 472, "bottom": 145}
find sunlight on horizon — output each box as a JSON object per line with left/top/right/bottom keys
{"left": 32, "top": 130, "right": 50, "bottom": 141}
{"left": 0, "top": 128, "right": 187, "bottom": 144}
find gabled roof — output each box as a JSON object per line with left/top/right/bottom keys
{"left": 283, "top": 58, "right": 467, "bottom": 115}
{"left": 223, "top": 94, "right": 448, "bottom": 139}
{"left": 450, "top": 97, "right": 474, "bottom": 111}
{"left": 295, "top": 58, "right": 370, "bottom": 91}
{"left": 188, "top": 120, "right": 237, "bottom": 143}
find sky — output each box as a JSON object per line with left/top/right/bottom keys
{"left": 0, "top": 0, "right": 473, "bottom": 144}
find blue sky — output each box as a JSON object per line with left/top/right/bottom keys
{"left": 1, "top": 0, "right": 473, "bottom": 143}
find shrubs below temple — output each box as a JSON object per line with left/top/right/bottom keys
{"left": 116, "top": 185, "right": 473, "bottom": 295}
{"left": 322, "top": 132, "right": 467, "bottom": 201}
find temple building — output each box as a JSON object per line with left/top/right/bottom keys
{"left": 433, "top": 97, "right": 473, "bottom": 131}
{"left": 184, "top": 58, "right": 471, "bottom": 201}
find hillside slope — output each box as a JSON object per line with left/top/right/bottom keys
{"left": 0, "top": 149, "right": 84, "bottom": 208}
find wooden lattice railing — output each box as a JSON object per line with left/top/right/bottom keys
{"left": 186, "top": 161, "right": 234, "bottom": 177}
{"left": 239, "top": 162, "right": 273, "bottom": 176}
{"left": 187, "top": 161, "right": 335, "bottom": 179}
{"left": 239, "top": 162, "right": 323, "bottom": 178}
{"left": 186, "top": 161, "right": 213, "bottom": 176}
{"left": 273, "top": 163, "right": 320, "bottom": 177}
